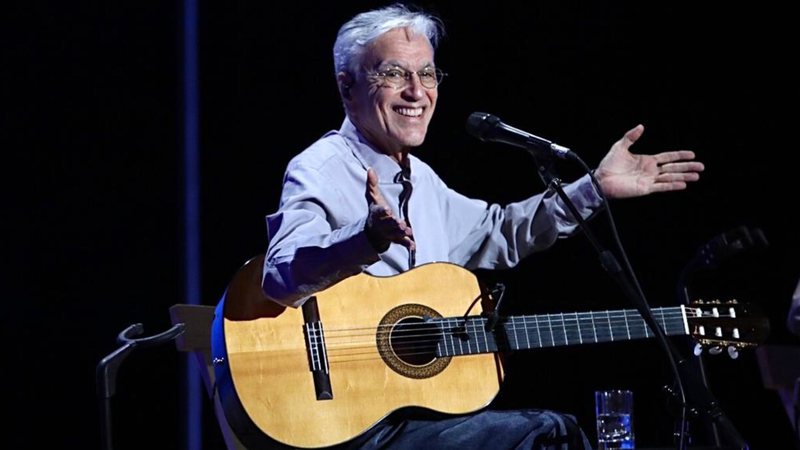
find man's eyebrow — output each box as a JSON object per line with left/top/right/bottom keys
{"left": 375, "top": 60, "right": 436, "bottom": 70}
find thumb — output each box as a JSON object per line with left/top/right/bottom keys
{"left": 621, "top": 124, "right": 645, "bottom": 150}
{"left": 366, "top": 168, "right": 387, "bottom": 206}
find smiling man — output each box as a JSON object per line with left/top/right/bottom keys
{"left": 338, "top": 26, "right": 437, "bottom": 162}
{"left": 259, "top": 3, "right": 703, "bottom": 449}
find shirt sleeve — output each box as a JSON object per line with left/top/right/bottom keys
{"left": 262, "top": 161, "right": 380, "bottom": 308}
{"left": 446, "top": 173, "right": 603, "bottom": 270}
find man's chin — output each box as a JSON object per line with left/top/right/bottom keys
{"left": 397, "top": 129, "right": 428, "bottom": 148}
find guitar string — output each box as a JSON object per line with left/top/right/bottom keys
{"left": 310, "top": 310, "right": 741, "bottom": 364}
{"left": 320, "top": 309, "right": 721, "bottom": 344}
{"left": 320, "top": 309, "right": 711, "bottom": 342}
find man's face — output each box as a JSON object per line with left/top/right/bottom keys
{"left": 344, "top": 27, "right": 438, "bottom": 159}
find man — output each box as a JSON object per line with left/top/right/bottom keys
{"left": 261, "top": 4, "right": 704, "bottom": 449}
{"left": 789, "top": 277, "right": 800, "bottom": 337}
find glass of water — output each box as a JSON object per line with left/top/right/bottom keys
{"left": 595, "top": 389, "right": 635, "bottom": 449}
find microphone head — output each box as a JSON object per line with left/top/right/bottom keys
{"left": 465, "top": 112, "right": 501, "bottom": 141}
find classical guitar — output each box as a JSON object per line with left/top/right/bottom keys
{"left": 211, "top": 255, "right": 768, "bottom": 449}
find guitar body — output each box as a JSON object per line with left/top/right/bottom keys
{"left": 211, "top": 255, "right": 767, "bottom": 449}
{"left": 212, "top": 256, "right": 504, "bottom": 449}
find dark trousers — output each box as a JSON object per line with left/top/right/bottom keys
{"left": 343, "top": 408, "right": 593, "bottom": 450}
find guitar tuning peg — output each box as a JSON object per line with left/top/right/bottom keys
{"left": 693, "top": 343, "right": 703, "bottom": 356}
{"left": 709, "top": 346, "right": 723, "bottom": 355}
{"left": 727, "top": 346, "right": 739, "bottom": 359}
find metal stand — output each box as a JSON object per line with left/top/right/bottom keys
{"left": 528, "top": 149, "right": 756, "bottom": 450}
{"left": 96, "top": 322, "right": 186, "bottom": 450}
{"left": 672, "top": 226, "right": 768, "bottom": 448}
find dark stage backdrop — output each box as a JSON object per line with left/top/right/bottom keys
{"left": 8, "top": 1, "right": 797, "bottom": 449}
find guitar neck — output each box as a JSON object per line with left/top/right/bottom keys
{"left": 436, "top": 306, "right": 687, "bottom": 357}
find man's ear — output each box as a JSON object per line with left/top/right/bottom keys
{"left": 337, "top": 71, "right": 353, "bottom": 100}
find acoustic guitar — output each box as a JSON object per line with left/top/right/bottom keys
{"left": 211, "top": 255, "right": 767, "bottom": 449}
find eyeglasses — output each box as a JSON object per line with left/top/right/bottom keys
{"left": 368, "top": 66, "right": 447, "bottom": 90}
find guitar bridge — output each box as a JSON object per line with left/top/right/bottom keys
{"left": 302, "top": 297, "right": 333, "bottom": 400}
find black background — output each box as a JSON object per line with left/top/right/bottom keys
{"left": 7, "top": 1, "right": 798, "bottom": 449}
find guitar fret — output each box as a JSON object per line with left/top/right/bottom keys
{"left": 576, "top": 312, "right": 588, "bottom": 343}
{"left": 518, "top": 317, "right": 527, "bottom": 349}
{"left": 512, "top": 317, "right": 520, "bottom": 350}
{"left": 469, "top": 319, "right": 475, "bottom": 353}
{"left": 477, "top": 319, "right": 486, "bottom": 354}
{"left": 525, "top": 316, "right": 534, "bottom": 349}
{"left": 507, "top": 317, "right": 517, "bottom": 351}
{"left": 433, "top": 307, "right": 702, "bottom": 358}
{"left": 458, "top": 319, "right": 466, "bottom": 355}
{"left": 468, "top": 319, "right": 476, "bottom": 354}
{"left": 575, "top": 312, "right": 583, "bottom": 344}
{"left": 437, "top": 320, "right": 446, "bottom": 357}
{"left": 444, "top": 320, "right": 456, "bottom": 356}
{"left": 457, "top": 319, "right": 465, "bottom": 355}
{"left": 607, "top": 311, "right": 614, "bottom": 341}
{"left": 562, "top": 312, "right": 579, "bottom": 345}
{"left": 434, "top": 316, "right": 503, "bottom": 357}
{"left": 623, "top": 310, "right": 631, "bottom": 340}
{"left": 447, "top": 318, "right": 457, "bottom": 356}
{"left": 630, "top": 309, "right": 647, "bottom": 339}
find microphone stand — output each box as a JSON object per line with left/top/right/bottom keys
{"left": 527, "top": 151, "right": 749, "bottom": 450}
{"left": 673, "top": 226, "right": 768, "bottom": 447}
{"left": 96, "top": 322, "right": 186, "bottom": 450}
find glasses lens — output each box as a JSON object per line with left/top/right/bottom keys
{"left": 381, "top": 68, "right": 406, "bottom": 88}
{"left": 373, "top": 68, "right": 445, "bottom": 89}
{"left": 418, "top": 70, "right": 436, "bottom": 89}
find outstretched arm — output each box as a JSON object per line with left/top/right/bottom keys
{"left": 594, "top": 124, "right": 705, "bottom": 199}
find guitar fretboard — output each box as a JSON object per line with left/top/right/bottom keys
{"left": 435, "top": 306, "right": 688, "bottom": 357}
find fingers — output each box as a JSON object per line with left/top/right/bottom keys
{"left": 658, "top": 160, "right": 705, "bottom": 174}
{"left": 367, "top": 203, "right": 415, "bottom": 251}
{"left": 367, "top": 168, "right": 387, "bottom": 206}
{"left": 649, "top": 181, "right": 688, "bottom": 193}
{"left": 403, "top": 235, "right": 416, "bottom": 252}
{"left": 365, "top": 175, "right": 416, "bottom": 252}
{"left": 374, "top": 214, "right": 414, "bottom": 248}
{"left": 655, "top": 172, "right": 700, "bottom": 183}
{"left": 654, "top": 150, "right": 698, "bottom": 163}
{"left": 655, "top": 151, "right": 705, "bottom": 179}
{"left": 621, "top": 124, "right": 645, "bottom": 148}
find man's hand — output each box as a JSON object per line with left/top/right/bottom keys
{"left": 365, "top": 168, "right": 415, "bottom": 252}
{"left": 594, "top": 124, "right": 705, "bottom": 199}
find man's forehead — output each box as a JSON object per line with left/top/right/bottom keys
{"left": 363, "top": 29, "right": 434, "bottom": 68}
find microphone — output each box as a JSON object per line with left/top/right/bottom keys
{"left": 466, "top": 112, "right": 576, "bottom": 161}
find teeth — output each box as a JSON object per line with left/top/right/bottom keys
{"left": 395, "top": 107, "right": 422, "bottom": 117}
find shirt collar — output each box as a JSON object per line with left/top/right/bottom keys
{"left": 339, "top": 117, "right": 414, "bottom": 183}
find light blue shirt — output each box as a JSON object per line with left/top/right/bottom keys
{"left": 263, "top": 117, "right": 603, "bottom": 307}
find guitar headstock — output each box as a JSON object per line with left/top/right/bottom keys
{"left": 686, "top": 300, "right": 769, "bottom": 358}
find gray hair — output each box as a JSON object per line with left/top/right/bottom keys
{"left": 333, "top": 3, "right": 445, "bottom": 76}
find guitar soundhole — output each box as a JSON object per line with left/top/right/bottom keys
{"left": 391, "top": 317, "right": 437, "bottom": 366}
{"left": 377, "top": 304, "right": 451, "bottom": 379}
